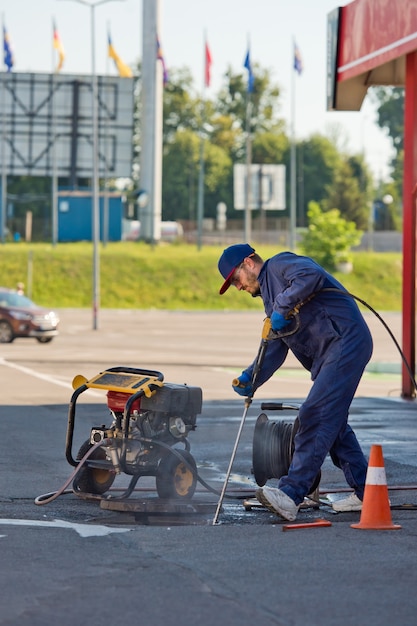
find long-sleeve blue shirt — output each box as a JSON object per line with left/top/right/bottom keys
{"left": 244, "top": 252, "right": 373, "bottom": 388}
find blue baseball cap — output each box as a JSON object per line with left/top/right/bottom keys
{"left": 218, "top": 243, "right": 255, "bottom": 294}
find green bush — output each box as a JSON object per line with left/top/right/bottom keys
{"left": 300, "top": 202, "right": 363, "bottom": 271}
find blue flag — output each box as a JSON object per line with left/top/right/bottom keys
{"left": 293, "top": 42, "right": 303, "bottom": 75}
{"left": 3, "top": 26, "right": 14, "bottom": 72}
{"left": 244, "top": 48, "right": 254, "bottom": 93}
{"left": 156, "top": 35, "right": 168, "bottom": 86}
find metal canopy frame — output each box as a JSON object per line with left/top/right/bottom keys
{"left": 327, "top": 0, "right": 417, "bottom": 398}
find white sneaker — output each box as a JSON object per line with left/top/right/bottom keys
{"left": 332, "top": 493, "right": 363, "bottom": 512}
{"left": 256, "top": 486, "right": 299, "bottom": 521}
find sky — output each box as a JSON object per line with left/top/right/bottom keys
{"left": 2, "top": 0, "right": 395, "bottom": 181}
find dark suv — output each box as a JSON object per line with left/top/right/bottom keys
{"left": 0, "top": 288, "right": 59, "bottom": 343}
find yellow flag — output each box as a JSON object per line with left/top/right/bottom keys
{"left": 108, "top": 33, "right": 133, "bottom": 78}
{"left": 53, "top": 20, "right": 65, "bottom": 73}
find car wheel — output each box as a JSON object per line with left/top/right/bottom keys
{"left": 36, "top": 337, "right": 53, "bottom": 344}
{"left": 0, "top": 320, "right": 14, "bottom": 343}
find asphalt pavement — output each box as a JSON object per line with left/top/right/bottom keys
{"left": 0, "top": 309, "right": 416, "bottom": 626}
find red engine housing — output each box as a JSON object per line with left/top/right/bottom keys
{"left": 106, "top": 390, "right": 141, "bottom": 413}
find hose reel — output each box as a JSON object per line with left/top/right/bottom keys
{"left": 252, "top": 409, "right": 321, "bottom": 494}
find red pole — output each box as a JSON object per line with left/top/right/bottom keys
{"left": 402, "top": 52, "right": 417, "bottom": 398}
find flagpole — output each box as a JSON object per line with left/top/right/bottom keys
{"left": 0, "top": 73, "right": 5, "bottom": 243}
{"left": 289, "top": 36, "right": 298, "bottom": 251}
{"left": 196, "top": 130, "right": 205, "bottom": 250}
{"left": 1, "top": 16, "right": 7, "bottom": 244}
{"left": 244, "top": 38, "right": 252, "bottom": 244}
{"left": 196, "top": 31, "right": 207, "bottom": 251}
{"left": 51, "top": 19, "right": 58, "bottom": 247}
{"left": 60, "top": 0, "right": 126, "bottom": 331}
{"left": 140, "top": 0, "right": 163, "bottom": 246}
{"left": 244, "top": 93, "right": 252, "bottom": 243}
{"left": 103, "top": 21, "right": 111, "bottom": 248}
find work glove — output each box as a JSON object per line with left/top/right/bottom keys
{"left": 232, "top": 371, "right": 253, "bottom": 397}
{"left": 262, "top": 317, "right": 272, "bottom": 340}
{"left": 271, "top": 311, "right": 291, "bottom": 332}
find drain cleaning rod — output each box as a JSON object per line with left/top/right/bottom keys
{"left": 212, "top": 395, "right": 252, "bottom": 525}
{"left": 212, "top": 326, "right": 272, "bottom": 525}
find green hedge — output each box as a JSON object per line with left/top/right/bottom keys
{"left": 0, "top": 242, "right": 402, "bottom": 311}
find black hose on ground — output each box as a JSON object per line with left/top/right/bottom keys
{"left": 34, "top": 440, "right": 111, "bottom": 505}
{"left": 34, "top": 437, "right": 247, "bottom": 506}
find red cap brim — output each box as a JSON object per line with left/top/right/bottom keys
{"left": 219, "top": 267, "right": 235, "bottom": 295}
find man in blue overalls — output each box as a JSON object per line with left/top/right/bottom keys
{"left": 218, "top": 243, "right": 372, "bottom": 521}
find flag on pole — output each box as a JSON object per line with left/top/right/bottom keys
{"left": 156, "top": 35, "right": 168, "bottom": 86}
{"left": 53, "top": 20, "right": 65, "bottom": 73}
{"left": 243, "top": 48, "right": 254, "bottom": 93}
{"left": 293, "top": 41, "right": 303, "bottom": 75}
{"left": 3, "top": 25, "right": 14, "bottom": 72}
{"left": 204, "top": 41, "right": 212, "bottom": 88}
{"left": 108, "top": 31, "right": 133, "bottom": 78}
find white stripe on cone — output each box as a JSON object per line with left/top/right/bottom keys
{"left": 365, "top": 466, "right": 387, "bottom": 485}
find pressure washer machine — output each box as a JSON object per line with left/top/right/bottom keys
{"left": 65, "top": 366, "right": 202, "bottom": 501}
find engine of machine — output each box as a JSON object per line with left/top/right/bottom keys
{"left": 87, "top": 382, "right": 203, "bottom": 470}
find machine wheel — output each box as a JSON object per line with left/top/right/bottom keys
{"left": 36, "top": 336, "right": 53, "bottom": 344}
{"left": 73, "top": 440, "right": 115, "bottom": 495}
{"left": 156, "top": 450, "right": 197, "bottom": 500}
{"left": 0, "top": 320, "right": 14, "bottom": 343}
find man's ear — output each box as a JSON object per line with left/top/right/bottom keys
{"left": 244, "top": 255, "right": 256, "bottom": 270}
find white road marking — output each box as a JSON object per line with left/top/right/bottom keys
{"left": 0, "top": 518, "right": 131, "bottom": 538}
{"left": 0, "top": 357, "right": 103, "bottom": 397}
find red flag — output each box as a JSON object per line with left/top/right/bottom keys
{"left": 204, "top": 41, "right": 212, "bottom": 87}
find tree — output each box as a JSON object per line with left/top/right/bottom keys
{"left": 160, "top": 64, "right": 287, "bottom": 223}
{"left": 252, "top": 131, "right": 289, "bottom": 165}
{"left": 7, "top": 176, "right": 52, "bottom": 241}
{"left": 161, "top": 129, "right": 231, "bottom": 222}
{"left": 322, "top": 155, "right": 372, "bottom": 230}
{"left": 372, "top": 86, "right": 404, "bottom": 152}
{"left": 217, "top": 65, "right": 282, "bottom": 134}
{"left": 300, "top": 202, "right": 362, "bottom": 271}
{"left": 371, "top": 86, "right": 404, "bottom": 203}
{"left": 162, "top": 67, "right": 201, "bottom": 144}
{"left": 161, "top": 129, "right": 199, "bottom": 222}
{"left": 137, "top": 61, "right": 376, "bottom": 233}
{"left": 292, "top": 134, "right": 342, "bottom": 225}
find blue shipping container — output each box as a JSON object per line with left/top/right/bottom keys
{"left": 58, "top": 192, "right": 123, "bottom": 242}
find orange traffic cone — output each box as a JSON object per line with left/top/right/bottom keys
{"left": 351, "top": 444, "right": 401, "bottom": 530}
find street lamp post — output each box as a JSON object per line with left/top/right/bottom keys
{"left": 58, "top": 0, "right": 125, "bottom": 330}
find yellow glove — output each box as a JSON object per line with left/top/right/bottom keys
{"left": 262, "top": 317, "right": 272, "bottom": 340}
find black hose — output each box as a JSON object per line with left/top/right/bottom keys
{"left": 321, "top": 288, "right": 417, "bottom": 393}
{"left": 35, "top": 439, "right": 110, "bottom": 505}
{"left": 120, "top": 437, "right": 247, "bottom": 500}
{"left": 35, "top": 437, "right": 248, "bottom": 506}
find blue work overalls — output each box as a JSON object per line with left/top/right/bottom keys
{"left": 242, "top": 252, "right": 373, "bottom": 505}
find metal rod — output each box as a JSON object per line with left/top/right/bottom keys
{"left": 213, "top": 330, "right": 271, "bottom": 525}
{"left": 212, "top": 396, "right": 252, "bottom": 525}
